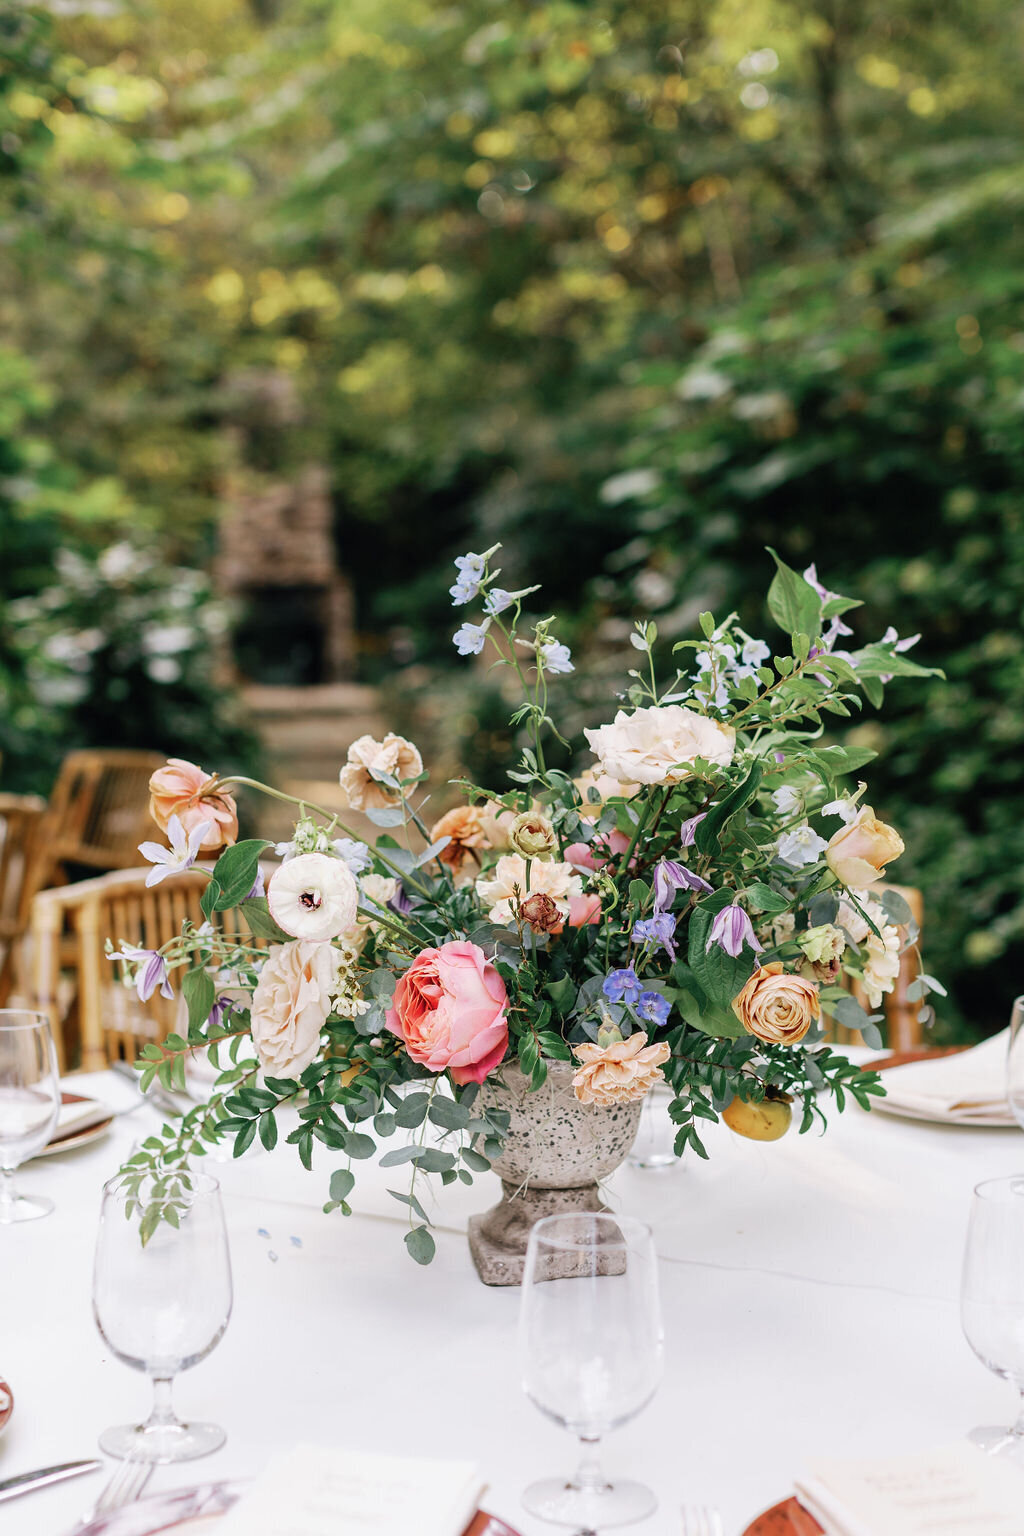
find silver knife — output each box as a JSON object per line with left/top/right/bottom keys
{"left": 0, "top": 1460, "right": 103, "bottom": 1503}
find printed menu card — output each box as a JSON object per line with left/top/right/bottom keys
{"left": 216, "top": 1444, "right": 485, "bottom": 1536}
{"left": 796, "top": 1442, "right": 1024, "bottom": 1535}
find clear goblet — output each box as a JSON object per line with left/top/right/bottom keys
{"left": 961, "top": 1175, "right": 1024, "bottom": 1461}
{"left": 93, "top": 1170, "right": 232, "bottom": 1462}
{"left": 1006, "top": 997, "right": 1024, "bottom": 1128}
{"left": 0, "top": 1010, "right": 60, "bottom": 1224}
{"left": 519, "top": 1212, "right": 663, "bottom": 1530}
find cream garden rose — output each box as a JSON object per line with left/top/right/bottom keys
{"left": 338, "top": 732, "right": 423, "bottom": 812}
{"left": 508, "top": 810, "right": 557, "bottom": 859}
{"left": 251, "top": 939, "right": 338, "bottom": 1077}
{"left": 475, "top": 854, "right": 582, "bottom": 925}
{"left": 584, "top": 704, "right": 735, "bottom": 787}
{"left": 826, "top": 805, "right": 904, "bottom": 889}
{"left": 732, "top": 962, "right": 820, "bottom": 1046}
{"left": 862, "top": 927, "right": 901, "bottom": 1008}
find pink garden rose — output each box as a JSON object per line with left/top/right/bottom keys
{"left": 564, "top": 829, "right": 631, "bottom": 872}
{"left": 567, "top": 893, "right": 601, "bottom": 927}
{"left": 385, "top": 940, "right": 509, "bottom": 1085}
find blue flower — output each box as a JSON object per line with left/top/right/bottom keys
{"left": 484, "top": 587, "right": 514, "bottom": 616}
{"left": 450, "top": 552, "right": 487, "bottom": 606}
{"left": 333, "top": 837, "right": 372, "bottom": 875}
{"left": 632, "top": 913, "right": 677, "bottom": 960}
{"left": 538, "top": 637, "right": 574, "bottom": 675}
{"left": 453, "top": 620, "right": 490, "bottom": 656}
{"left": 637, "top": 991, "right": 671, "bottom": 1028}
{"left": 603, "top": 967, "right": 643, "bottom": 1004}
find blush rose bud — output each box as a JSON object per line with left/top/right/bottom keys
{"left": 508, "top": 811, "right": 557, "bottom": 860}
{"left": 825, "top": 806, "right": 904, "bottom": 890}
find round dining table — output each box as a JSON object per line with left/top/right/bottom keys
{"left": 2, "top": 1064, "right": 1022, "bottom": 1536}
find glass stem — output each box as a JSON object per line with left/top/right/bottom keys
{"left": 572, "top": 1437, "right": 610, "bottom": 1494}
{"left": 147, "top": 1376, "right": 178, "bottom": 1429}
{"left": 0, "top": 1167, "right": 16, "bottom": 1217}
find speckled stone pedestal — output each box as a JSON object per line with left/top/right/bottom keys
{"left": 468, "top": 1061, "right": 644, "bottom": 1286}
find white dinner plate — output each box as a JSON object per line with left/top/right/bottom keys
{"left": 73, "top": 1479, "right": 524, "bottom": 1535}
{"left": 866, "top": 1096, "right": 1017, "bottom": 1129}
{"left": 33, "top": 1093, "right": 114, "bottom": 1158}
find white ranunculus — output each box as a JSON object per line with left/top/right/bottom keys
{"left": 267, "top": 853, "right": 359, "bottom": 942}
{"left": 250, "top": 940, "right": 337, "bottom": 1077}
{"left": 584, "top": 704, "right": 735, "bottom": 786}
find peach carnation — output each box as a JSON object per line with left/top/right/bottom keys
{"left": 572, "top": 1031, "right": 671, "bottom": 1106}
{"left": 475, "top": 854, "right": 582, "bottom": 925}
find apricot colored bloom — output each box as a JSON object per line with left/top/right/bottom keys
{"left": 429, "top": 805, "right": 488, "bottom": 876}
{"left": 475, "top": 855, "right": 582, "bottom": 925}
{"left": 338, "top": 733, "right": 423, "bottom": 811}
{"left": 825, "top": 806, "right": 904, "bottom": 890}
{"left": 732, "top": 962, "right": 820, "bottom": 1047}
{"left": 572, "top": 1031, "right": 671, "bottom": 1107}
{"left": 148, "top": 758, "right": 238, "bottom": 852}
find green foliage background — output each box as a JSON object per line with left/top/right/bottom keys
{"left": 1, "top": 0, "right": 1022, "bottom": 1033}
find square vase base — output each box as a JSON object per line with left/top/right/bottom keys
{"left": 468, "top": 1179, "right": 616, "bottom": 1286}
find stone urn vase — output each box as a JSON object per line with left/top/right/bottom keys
{"left": 467, "top": 1061, "right": 644, "bottom": 1286}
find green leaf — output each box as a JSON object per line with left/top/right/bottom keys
{"left": 238, "top": 898, "right": 291, "bottom": 942}
{"left": 394, "top": 1092, "right": 431, "bottom": 1129}
{"left": 766, "top": 547, "right": 821, "bottom": 638}
{"left": 199, "top": 878, "right": 221, "bottom": 923}
{"left": 181, "top": 966, "right": 216, "bottom": 1032}
{"left": 211, "top": 840, "right": 271, "bottom": 909}
{"left": 330, "top": 1169, "right": 355, "bottom": 1203}
{"left": 695, "top": 762, "right": 763, "bottom": 857}
{"left": 428, "top": 1097, "right": 471, "bottom": 1132}
{"left": 743, "top": 881, "right": 791, "bottom": 915}
{"left": 341, "top": 1131, "right": 376, "bottom": 1160}
{"left": 258, "top": 1111, "right": 278, "bottom": 1151}
{"left": 404, "top": 1225, "right": 436, "bottom": 1265}
{"left": 545, "top": 975, "right": 577, "bottom": 1015}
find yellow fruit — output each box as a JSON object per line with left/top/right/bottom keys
{"left": 722, "top": 1094, "right": 792, "bottom": 1142}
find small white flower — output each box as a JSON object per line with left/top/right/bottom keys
{"left": 267, "top": 853, "right": 359, "bottom": 943}
{"left": 741, "top": 638, "right": 770, "bottom": 668}
{"left": 776, "top": 824, "right": 829, "bottom": 869}
{"left": 453, "top": 620, "right": 490, "bottom": 656}
{"left": 333, "top": 837, "right": 372, "bottom": 874}
{"left": 822, "top": 796, "right": 859, "bottom": 825}
{"left": 772, "top": 786, "right": 801, "bottom": 816}
{"left": 538, "top": 637, "right": 573, "bottom": 674}
{"left": 138, "top": 813, "right": 211, "bottom": 888}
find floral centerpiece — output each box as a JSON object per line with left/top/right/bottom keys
{"left": 116, "top": 549, "right": 942, "bottom": 1272}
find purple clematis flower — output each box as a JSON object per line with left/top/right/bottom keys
{"left": 246, "top": 866, "right": 265, "bottom": 899}
{"left": 389, "top": 885, "right": 412, "bottom": 916}
{"left": 679, "top": 813, "right": 706, "bottom": 848}
{"left": 632, "top": 913, "right": 677, "bottom": 960}
{"left": 113, "top": 945, "right": 174, "bottom": 1003}
{"left": 705, "top": 905, "right": 763, "bottom": 960}
{"left": 603, "top": 967, "right": 643, "bottom": 1005}
{"left": 637, "top": 991, "right": 671, "bottom": 1028}
{"left": 653, "top": 858, "right": 713, "bottom": 913}
{"left": 208, "top": 993, "right": 238, "bottom": 1030}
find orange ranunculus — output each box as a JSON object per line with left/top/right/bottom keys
{"left": 732, "top": 962, "right": 819, "bottom": 1047}
{"left": 148, "top": 759, "right": 238, "bottom": 852}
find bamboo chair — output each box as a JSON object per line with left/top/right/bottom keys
{"left": 29, "top": 866, "right": 259, "bottom": 1072}
{"left": 830, "top": 883, "right": 926, "bottom": 1052}
{"left": 36, "top": 749, "right": 166, "bottom": 891}
{"left": 0, "top": 793, "right": 47, "bottom": 1005}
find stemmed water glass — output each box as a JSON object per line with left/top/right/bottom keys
{"left": 961, "top": 1175, "right": 1024, "bottom": 1460}
{"left": 93, "top": 1170, "right": 233, "bottom": 1461}
{"left": 519, "top": 1212, "right": 663, "bottom": 1530}
{"left": 0, "top": 1010, "right": 60, "bottom": 1223}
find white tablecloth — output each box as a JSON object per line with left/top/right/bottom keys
{"left": 2, "top": 1069, "right": 1023, "bottom": 1536}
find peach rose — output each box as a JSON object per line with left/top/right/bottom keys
{"left": 338, "top": 733, "right": 423, "bottom": 812}
{"left": 584, "top": 704, "right": 735, "bottom": 787}
{"left": 430, "top": 805, "right": 487, "bottom": 876}
{"left": 385, "top": 940, "right": 508, "bottom": 1085}
{"left": 475, "top": 854, "right": 583, "bottom": 925}
{"left": 148, "top": 758, "right": 238, "bottom": 852}
{"left": 825, "top": 806, "right": 904, "bottom": 890}
{"left": 251, "top": 939, "right": 337, "bottom": 1077}
{"left": 572, "top": 1031, "right": 671, "bottom": 1106}
{"left": 567, "top": 892, "right": 602, "bottom": 927}
{"left": 732, "top": 961, "right": 820, "bottom": 1047}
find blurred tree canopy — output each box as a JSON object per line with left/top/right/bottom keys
{"left": 1, "top": 0, "right": 1022, "bottom": 1030}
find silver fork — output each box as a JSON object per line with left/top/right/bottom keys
{"left": 681, "top": 1506, "right": 724, "bottom": 1536}
{"left": 80, "top": 1456, "right": 154, "bottom": 1526}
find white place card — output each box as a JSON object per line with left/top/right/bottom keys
{"left": 796, "top": 1442, "right": 1024, "bottom": 1536}
{"left": 215, "top": 1444, "right": 485, "bottom": 1536}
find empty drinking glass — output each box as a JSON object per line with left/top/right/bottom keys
{"left": 0, "top": 1011, "right": 60, "bottom": 1224}
{"left": 93, "top": 1170, "right": 233, "bottom": 1462}
{"left": 519, "top": 1212, "right": 663, "bottom": 1529}
{"left": 961, "top": 1175, "right": 1024, "bottom": 1461}
{"left": 627, "top": 1084, "right": 678, "bottom": 1170}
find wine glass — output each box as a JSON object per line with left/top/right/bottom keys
{"left": 93, "top": 1170, "right": 233, "bottom": 1462}
{"left": 0, "top": 1011, "right": 60, "bottom": 1223}
{"left": 1006, "top": 998, "right": 1024, "bottom": 1128}
{"left": 627, "top": 1084, "right": 678, "bottom": 1170}
{"left": 961, "top": 1175, "right": 1024, "bottom": 1461}
{"left": 519, "top": 1212, "right": 663, "bottom": 1529}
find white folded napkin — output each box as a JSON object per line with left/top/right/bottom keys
{"left": 215, "top": 1444, "right": 485, "bottom": 1536}
{"left": 51, "top": 1096, "right": 111, "bottom": 1142}
{"left": 796, "top": 1442, "right": 1024, "bottom": 1535}
{"left": 872, "top": 1030, "right": 1015, "bottom": 1126}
